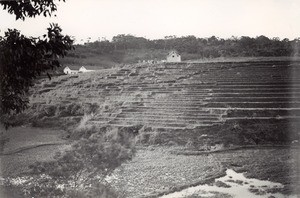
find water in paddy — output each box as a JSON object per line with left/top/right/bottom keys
{"left": 160, "top": 169, "right": 296, "bottom": 198}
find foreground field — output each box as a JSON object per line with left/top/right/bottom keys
{"left": 1, "top": 58, "right": 300, "bottom": 197}
{"left": 108, "top": 146, "right": 298, "bottom": 197}
{"left": 0, "top": 126, "right": 70, "bottom": 177}
{"left": 1, "top": 135, "right": 298, "bottom": 197}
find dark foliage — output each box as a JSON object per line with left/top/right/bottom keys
{"left": 1, "top": 0, "right": 65, "bottom": 20}
{"left": 0, "top": 26, "right": 73, "bottom": 115}
{"left": 0, "top": 0, "right": 74, "bottom": 124}
{"left": 75, "top": 34, "right": 300, "bottom": 59}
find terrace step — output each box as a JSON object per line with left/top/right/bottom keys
{"left": 115, "top": 115, "right": 221, "bottom": 122}
{"left": 121, "top": 108, "right": 212, "bottom": 114}
{"left": 110, "top": 116, "right": 220, "bottom": 122}
{"left": 111, "top": 116, "right": 220, "bottom": 123}
{"left": 210, "top": 89, "right": 300, "bottom": 93}
{"left": 133, "top": 97, "right": 300, "bottom": 103}
{"left": 125, "top": 98, "right": 300, "bottom": 105}
{"left": 204, "top": 97, "right": 300, "bottom": 102}
{"left": 211, "top": 93, "right": 300, "bottom": 97}
{"left": 224, "top": 116, "right": 300, "bottom": 121}
{"left": 225, "top": 109, "right": 300, "bottom": 117}
{"left": 108, "top": 121, "right": 189, "bottom": 129}
{"left": 116, "top": 112, "right": 220, "bottom": 118}
{"left": 108, "top": 120, "right": 215, "bottom": 129}
{"left": 120, "top": 106, "right": 214, "bottom": 111}
{"left": 122, "top": 102, "right": 300, "bottom": 109}
{"left": 203, "top": 102, "right": 300, "bottom": 108}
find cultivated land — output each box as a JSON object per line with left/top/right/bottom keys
{"left": 1, "top": 58, "right": 300, "bottom": 197}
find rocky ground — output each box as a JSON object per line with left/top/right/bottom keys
{"left": 108, "top": 146, "right": 299, "bottom": 198}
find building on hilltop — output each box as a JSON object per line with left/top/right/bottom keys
{"left": 63, "top": 66, "right": 95, "bottom": 74}
{"left": 63, "top": 66, "right": 79, "bottom": 74}
{"left": 79, "top": 66, "right": 95, "bottom": 73}
{"left": 166, "top": 50, "right": 181, "bottom": 62}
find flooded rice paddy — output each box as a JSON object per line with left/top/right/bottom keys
{"left": 160, "top": 169, "right": 296, "bottom": 198}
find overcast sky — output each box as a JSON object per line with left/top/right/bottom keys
{"left": 1, "top": 0, "right": 300, "bottom": 43}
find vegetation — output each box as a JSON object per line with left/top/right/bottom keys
{"left": 1, "top": 0, "right": 65, "bottom": 20}
{"left": 1, "top": 1, "right": 298, "bottom": 197}
{"left": 62, "top": 34, "right": 300, "bottom": 66}
{"left": 24, "top": 126, "right": 135, "bottom": 197}
{"left": 0, "top": 0, "right": 74, "bottom": 126}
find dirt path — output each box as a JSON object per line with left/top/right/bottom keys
{"left": 1, "top": 142, "right": 66, "bottom": 156}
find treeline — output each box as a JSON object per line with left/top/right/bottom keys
{"left": 69, "top": 34, "right": 300, "bottom": 59}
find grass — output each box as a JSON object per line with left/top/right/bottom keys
{"left": 187, "top": 56, "right": 300, "bottom": 63}
{"left": 134, "top": 119, "right": 299, "bottom": 150}
{"left": 62, "top": 45, "right": 300, "bottom": 69}
{"left": 61, "top": 46, "right": 300, "bottom": 73}
{"left": 60, "top": 48, "right": 170, "bottom": 69}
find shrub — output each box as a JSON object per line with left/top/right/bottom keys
{"left": 26, "top": 127, "right": 136, "bottom": 197}
{"left": 84, "top": 103, "right": 99, "bottom": 114}
{"left": 44, "top": 105, "right": 57, "bottom": 117}
{"left": 67, "top": 103, "right": 84, "bottom": 116}
{"left": 76, "top": 113, "right": 94, "bottom": 130}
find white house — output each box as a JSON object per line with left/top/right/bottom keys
{"left": 166, "top": 50, "right": 181, "bottom": 62}
{"left": 79, "top": 66, "right": 95, "bottom": 73}
{"left": 63, "top": 66, "right": 79, "bottom": 74}
{"left": 63, "top": 66, "right": 96, "bottom": 75}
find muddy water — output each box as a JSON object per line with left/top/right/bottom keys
{"left": 160, "top": 169, "right": 296, "bottom": 198}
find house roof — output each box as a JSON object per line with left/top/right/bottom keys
{"left": 65, "top": 66, "right": 80, "bottom": 70}
{"left": 81, "top": 66, "right": 97, "bottom": 70}
{"left": 64, "top": 66, "right": 98, "bottom": 70}
{"left": 168, "top": 50, "right": 180, "bottom": 56}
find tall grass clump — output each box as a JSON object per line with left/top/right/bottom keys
{"left": 77, "top": 113, "right": 94, "bottom": 130}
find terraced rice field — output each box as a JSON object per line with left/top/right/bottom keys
{"left": 26, "top": 61, "right": 300, "bottom": 129}
{"left": 10, "top": 60, "right": 299, "bottom": 197}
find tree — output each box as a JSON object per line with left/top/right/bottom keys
{"left": 0, "top": 0, "right": 74, "bottom": 125}
{"left": 1, "top": 0, "right": 64, "bottom": 20}
{"left": 239, "top": 36, "right": 255, "bottom": 56}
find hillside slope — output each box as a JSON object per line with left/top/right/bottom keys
{"left": 14, "top": 60, "right": 300, "bottom": 147}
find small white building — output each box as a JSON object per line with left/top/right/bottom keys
{"left": 63, "top": 66, "right": 96, "bottom": 74}
{"left": 166, "top": 50, "right": 181, "bottom": 62}
{"left": 63, "top": 66, "right": 79, "bottom": 74}
{"left": 79, "top": 66, "right": 94, "bottom": 73}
